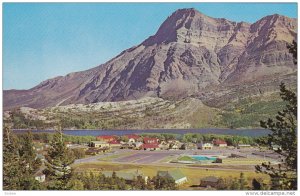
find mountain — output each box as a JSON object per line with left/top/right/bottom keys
{"left": 4, "top": 8, "right": 297, "bottom": 110}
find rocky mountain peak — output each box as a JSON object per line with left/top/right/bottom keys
{"left": 3, "top": 8, "right": 297, "bottom": 110}
{"left": 143, "top": 8, "right": 213, "bottom": 46}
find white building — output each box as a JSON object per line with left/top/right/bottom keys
{"left": 197, "top": 142, "right": 213, "bottom": 150}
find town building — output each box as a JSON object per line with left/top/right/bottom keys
{"left": 237, "top": 144, "right": 251, "bottom": 149}
{"left": 90, "top": 141, "right": 110, "bottom": 149}
{"left": 272, "top": 144, "right": 282, "bottom": 151}
{"left": 125, "top": 134, "right": 141, "bottom": 143}
{"left": 159, "top": 141, "right": 170, "bottom": 150}
{"left": 200, "top": 176, "right": 219, "bottom": 188}
{"left": 108, "top": 140, "right": 121, "bottom": 148}
{"left": 157, "top": 169, "right": 187, "bottom": 185}
{"left": 169, "top": 143, "right": 181, "bottom": 150}
{"left": 213, "top": 139, "right": 228, "bottom": 147}
{"left": 96, "top": 135, "right": 117, "bottom": 142}
{"left": 120, "top": 143, "right": 132, "bottom": 149}
{"left": 85, "top": 148, "right": 103, "bottom": 155}
{"left": 34, "top": 171, "right": 46, "bottom": 183}
{"left": 133, "top": 142, "right": 144, "bottom": 150}
{"left": 181, "top": 142, "right": 197, "bottom": 150}
{"left": 64, "top": 141, "right": 74, "bottom": 148}
{"left": 143, "top": 137, "right": 159, "bottom": 144}
{"left": 142, "top": 143, "right": 159, "bottom": 151}
{"left": 197, "top": 142, "right": 213, "bottom": 150}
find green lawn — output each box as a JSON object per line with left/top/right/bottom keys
{"left": 178, "top": 155, "right": 195, "bottom": 162}
{"left": 72, "top": 161, "right": 269, "bottom": 189}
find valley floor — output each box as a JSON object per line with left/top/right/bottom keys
{"left": 72, "top": 148, "right": 275, "bottom": 190}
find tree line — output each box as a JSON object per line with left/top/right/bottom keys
{"left": 3, "top": 126, "right": 178, "bottom": 190}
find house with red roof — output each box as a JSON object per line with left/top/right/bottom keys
{"left": 96, "top": 135, "right": 117, "bottom": 142}
{"left": 108, "top": 140, "right": 121, "bottom": 148}
{"left": 143, "top": 137, "right": 159, "bottom": 144}
{"left": 213, "top": 139, "right": 227, "bottom": 147}
{"left": 125, "top": 134, "right": 141, "bottom": 143}
{"left": 142, "top": 143, "right": 159, "bottom": 151}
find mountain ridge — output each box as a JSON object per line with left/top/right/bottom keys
{"left": 4, "top": 8, "right": 297, "bottom": 110}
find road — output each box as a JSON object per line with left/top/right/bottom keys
{"left": 74, "top": 150, "right": 122, "bottom": 164}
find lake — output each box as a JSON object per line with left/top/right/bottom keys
{"left": 14, "top": 128, "right": 271, "bottom": 137}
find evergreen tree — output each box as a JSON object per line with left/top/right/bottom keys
{"left": 3, "top": 127, "right": 42, "bottom": 190}
{"left": 287, "top": 40, "right": 297, "bottom": 65}
{"left": 81, "top": 171, "right": 99, "bottom": 190}
{"left": 18, "top": 173, "right": 41, "bottom": 190}
{"left": 156, "top": 86, "right": 161, "bottom": 98}
{"left": 3, "top": 126, "right": 22, "bottom": 190}
{"left": 153, "top": 175, "right": 177, "bottom": 190}
{"left": 239, "top": 172, "right": 248, "bottom": 190}
{"left": 67, "top": 179, "right": 84, "bottom": 190}
{"left": 216, "top": 178, "right": 228, "bottom": 190}
{"left": 132, "top": 175, "right": 146, "bottom": 190}
{"left": 252, "top": 178, "right": 263, "bottom": 190}
{"left": 19, "top": 131, "right": 39, "bottom": 172}
{"left": 19, "top": 131, "right": 41, "bottom": 190}
{"left": 44, "top": 127, "right": 75, "bottom": 190}
{"left": 252, "top": 178, "right": 269, "bottom": 190}
{"left": 256, "top": 83, "right": 297, "bottom": 190}
{"left": 229, "top": 178, "right": 240, "bottom": 190}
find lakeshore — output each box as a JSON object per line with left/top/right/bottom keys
{"left": 13, "top": 128, "right": 271, "bottom": 137}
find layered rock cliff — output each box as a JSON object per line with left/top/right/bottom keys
{"left": 4, "top": 8, "right": 297, "bottom": 110}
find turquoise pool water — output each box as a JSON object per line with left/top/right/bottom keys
{"left": 190, "top": 155, "right": 217, "bottom": 161}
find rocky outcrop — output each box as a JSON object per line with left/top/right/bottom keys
{"left": 4, "top": 8, "right": 297, "bottom": 110}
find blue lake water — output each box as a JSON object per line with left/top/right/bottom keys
{"left": 14, "top": 128, "right": 271, "bottom": 137}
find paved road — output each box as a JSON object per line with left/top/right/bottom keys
{"left": 74, "top": 151, "right": 120, "bottom": 164}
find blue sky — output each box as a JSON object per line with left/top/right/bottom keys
{"left": 3, "top": 3, "right": 297, "bottom": 90}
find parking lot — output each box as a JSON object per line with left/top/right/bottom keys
{"left": 74, "top": 147, "right": 280, "bottom": 166}
{"left": 116, "top": 151, "right": 179, "bottom": 164}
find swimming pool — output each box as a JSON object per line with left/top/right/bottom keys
{"left": 190, "top": 155, "right": 217, "bottom": 161}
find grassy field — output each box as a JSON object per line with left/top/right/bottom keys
{"left": 72, "top": 161, "right": 269, "bottom": 189}
{"left": 178, "top": 155, "right": 195, "bottom": 162}
{"left": 222, "top": 158, "right": 268, "bottom": 165}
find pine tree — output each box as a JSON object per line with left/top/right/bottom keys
{"left": 216, "top": 178, "right": 227, "bottom": 190}
{"left": 229, "top": 178, "right": 240, "bottom": 190}
{"left": 19, "top": 131, "right": 43, "bottom": 190}
{"left": 3, "top": 126, "right": 22, "bottom": 190}
{"left": 67, "top": 179, "right": 84, "bottom": 190}
{"left": 19, "top": 131, "right": 37, "bottom": 172}
{"left": 256, "top": 82, "right": 297, "bottom": 190}
{"left": 252, "top": 178, "right": 262, "bottom": 190}
{"left": 132, "top": 175, "right": 146, "bottom": 190}
{"left": 44, "top": 127, "right": 75, "bottom": 190}
{"left": 287, "top": 40, "right": 297, "bottom": 65}
{"left": 153, "top": 175, "right": 177, "bottom": 190}
{"left": 239, "top": 172, "right": 248, "bottom": 190}
{"left": 3, "top": 127, "right": 42, "bottom": 190}
{"left": 156, "top": 86, "right": 161, "bottom": 98}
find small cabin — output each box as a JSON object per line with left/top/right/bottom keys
{"left": 90, "top": 141, "right": 110, "bottom": 149}
{"left": 157, "top": 169, "right": 188, "bottom": 185}
{"left": 213, "top": 139, "right": 227, "bottom": 147}
{"left": 200, "top": 176, "right": 219, "bottom": 188}
{"left": 197, "top": 142, "right": 213, "bottom": 150}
